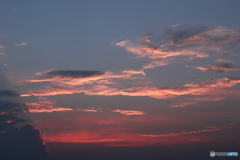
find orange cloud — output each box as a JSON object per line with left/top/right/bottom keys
{"left": 115, "top": 40, "right": 208, "bottom": 60}
{"left": 112, "top": 109, "right": 146, "bottom": 115}
{"left": 21, "top": 75, "right": 240, "bottom": 100}
{"left": 26, "top": 102, "right": 72, "bottom": 113}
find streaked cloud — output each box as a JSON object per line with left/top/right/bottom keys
{"left": 189, "top": 96, "right": 225, "bottom": 102}
{"left": 218, "top": 50, "right": 237, "bottom": 57}
{"left": 37, "top": 69, "right": 105, "bottom": 78}
{"left": 21, "top": 84, "right": 211, "bottom": 99}
{"left": 26, "top": 102, "right": 72, "bottom": 113}
{"left": 140, "top": 126, "right": 232, "bottom": 137}
{"left": 116, "top": 24, "right": 240, "bottom": 70}
{"left": 14, "top": 43, "right": 27, "bottom": 46}
{"left": 112, "top": 109, "right": 146, "bottom": 115}
{"left": 77, "top": 108, "right": 101, "bottom": 112}
{"left": 21, "top": 69, "right": 145, "bottom": 86}
{"left": 171, "top": 102, "right": 197, "bottom": 108}
{"left": 195, "top": 63, "right": 240, "bottom": 73}
{"left": 22, "top": 76, "right": 240, "bottom": 99}
{"left": 20, "top": 24, "right": 240, "bottom": 103}
{"left": 0, "top": 45, "right": 5, "bottom": 55}
{"left": 184, "top": 77, "right": 240, "bottom": 88}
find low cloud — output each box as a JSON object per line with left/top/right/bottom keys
{"left": 0, "top": 123, "right": 49, "bottom": 160}
{"left": 0, "top": 90, "right": 20, "bottom": 97}
{"left": 14, "top": 43, "right": 27, "bottom": 46}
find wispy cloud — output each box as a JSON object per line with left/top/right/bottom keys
{"left": 14, "top": 43, "right": 27, "bottom": 46}
{"left": 21, "top": 69, "right": 145, "bottom": 86}
{"left": 0, "top": 45, "right": 5, "bottom": 55}
{"left": 20, "top": 25, "right": 240, "bottom": 102}
{"left": 171, "top": 102, "right": 197, "bottom": 108}
{"left": 116, "top": 24, "right": 240, "bottom": 70}
{"left": 184, "top": 77, "right": 240, "bottom": 88}
{"left": 195, "top": 63, "right": 240, "bottom": 73}
{"left": 140, "top": 126, "right": 232, "bottom": 137}
{"left": 26, "top": 101, "right": 72, "bottom": 113}
{"left": 189, "top": 96, "right": 225, "bottom": 102}
{"left": 112, "top": 109, "right": 146, "bottom": 115}
{"left": 77, "top": 108, "right": 101, "bottom": 112}
{"left": 22, "top": 84, "right": 212, "bottom": 99}
{"left": 22, "top": 76, "right": 240, "bottom": 99}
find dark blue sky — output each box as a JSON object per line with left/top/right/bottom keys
{"left": 0, "top": 1, "right": 240, "bottom": 159}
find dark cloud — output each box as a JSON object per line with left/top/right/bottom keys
{"left": 0, "top": 100, "right": 28, "bottom": 132}
{"left": 163, "top": 24, "right": 209, "bottom": 44}
{"left": 0, "top": 123, "right": 49, "bottom": 160}
{"left": 0, "top": 90, "right": 20, "bottom": 97}
{"left": 0, "top": 91, "right": 49, "bottom": 159}
{"left": 0, "top": 100, "right": 28, "bottom": 113}
{"left": 44, "top": 70, "right": 105, "bottom": 78}
{"left": 0, "top": 70, "right": 49, "bottom": 159}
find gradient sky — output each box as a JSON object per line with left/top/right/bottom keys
{"left": 1, "top": 0, "right": 240, "bottom": 159}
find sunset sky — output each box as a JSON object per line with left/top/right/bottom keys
{"left": 1, "top": 0, "right": 240, "bottom": 159}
